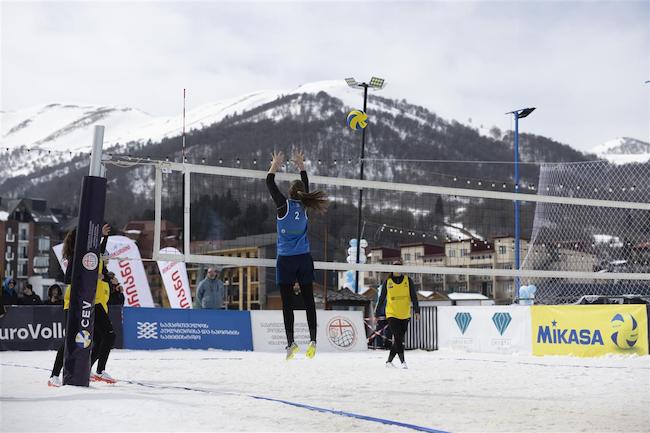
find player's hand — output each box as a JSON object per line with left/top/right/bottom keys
{"left": 415, "top": 313, "right": 421, "bottom": 321}
{"left": 102, "top": 224, "right": 111, "bottom": 236}
{"left": 270, "top": 151, "right": 284, "bottom": 173}
{"left": 291, "top": 148, "right": 305, "bottom": 171}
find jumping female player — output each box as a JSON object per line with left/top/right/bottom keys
{"left": 376, "top": 260, "right": 420, "bottom": 369}
{"left": 48, "top": 224, "right": 116, "bottom": 386}
{"left": 266, "top": 149, "right": 328, "bottom": 360}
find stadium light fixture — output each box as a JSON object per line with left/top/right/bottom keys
{"left": 506, "top": 106, "right": 536, "bottom": 300}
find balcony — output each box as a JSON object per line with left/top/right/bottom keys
{"left": 5, "top": 252, "right": 14, "bottom": 261}
{"left": 5, "top": 233, "right": 15, "bottom": 242}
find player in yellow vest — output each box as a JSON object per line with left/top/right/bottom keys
{"left": 375, "top": 260, "right": 420, "bottom": 369}
{"left": 49, "top": 225, "right": 117, "bottom": 387}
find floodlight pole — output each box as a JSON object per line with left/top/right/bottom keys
{"left": 514, "top": 114, "right": 521, "bottom": 297}
{"left": 507, "top": 107, "right": 535, "bottom": 301}
{"left": 354, "top": 83, "right": 369, "bottom": 294}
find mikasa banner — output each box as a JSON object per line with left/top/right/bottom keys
{"left": 438, "top": 306, "right": 532, "bottom": 354}
{"left": 53, "top": 236, "right": 154, "bottom": 307}
{"left": 531, "top": 305, "right": 649, "bottom": 357}
{"left": 156, "top": 247, "right": 192, "bottom": 309}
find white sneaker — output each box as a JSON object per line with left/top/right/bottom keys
{"left": 48, "top": 376, "right": 62, "bottom": 387}
{"left": 90, "top": 372, "right": 99, "bottom": 382}
{"left": 400, "top": 362, "right": 408, "bottom": 369}
{"left": 94, "top": 371, "right": 117, "bottom": 384}
{"left": 385, "top": 361, "right": 395, "bottom": 368}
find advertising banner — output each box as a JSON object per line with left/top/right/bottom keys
{"left": 156, "top": 247, "right": 192, "bottom": 309}
{"left": 531, "top": 305, "right": 649, "bottom": 357}
{"left": 250, "top": 310, "right": 367, "bottom": 352}
{"left": 64, "top": 175, "right": 106, "bottom": 386}
{"left": 54, "top": 236, "right": 154, "bottom": 308}
{"left": 0, "top": 306, "right": 124, "bottom": 351}
{"left": 437, "top": 306, "right": 532, "bottom": 354}
{"left": 123, "top": 308, "right": 252, "bottom": 351}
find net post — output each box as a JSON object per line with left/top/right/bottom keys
{"left": 183, "top": 166, "right": 191, "bottom": 261}
{"left": 153, "top": 166, "right": 162, "bottom": 260}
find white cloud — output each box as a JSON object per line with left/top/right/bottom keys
{"left": 1, "top": 1, "right": 648, "bottom": 152}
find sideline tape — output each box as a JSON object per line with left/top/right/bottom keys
{"left": 1, "top": 362, "right": 450, "bottom": 433}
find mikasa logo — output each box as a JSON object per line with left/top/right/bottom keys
{"left": 0, "top": 323, "right": 65, "bottom": 340}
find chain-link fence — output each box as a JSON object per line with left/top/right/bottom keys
{"left": 522, "top": 161, "right": 650, "bottom": 304}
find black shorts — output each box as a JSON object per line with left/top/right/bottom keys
{"left": 276, "top": 253, "right": 314, "bottom": 285}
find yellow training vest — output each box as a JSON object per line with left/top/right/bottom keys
{"left": 63, "top": 260, "right": 109, "bottom": 313}
{"left": 385, "top": 275, "right": 412, "bottom": 319}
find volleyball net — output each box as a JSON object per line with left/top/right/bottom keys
{"left": 117, "top": 156, "right": 650, "bottom": 305}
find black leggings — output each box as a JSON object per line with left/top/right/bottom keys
{"left": 279, "top": 282, "right": 317, "bottom": 344}
{"left": 387, "top": 317, "right": 410, "bottom": 363}
{"left": 51, "top": 306, "right": 115, "bottom": 377}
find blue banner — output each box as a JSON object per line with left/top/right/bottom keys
{"left": 123, "top": 308, "right": 253, "bottom": 351}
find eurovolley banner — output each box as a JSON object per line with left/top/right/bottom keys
{"left": 437, "top": 306, "right": 532, "bottom": 354}
{"left": 531, "top": 305, "right": 649, "bottom": 357}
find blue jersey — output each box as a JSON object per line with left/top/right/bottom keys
{"left": 277, "top": 199, "right": 310, "bottom": 256}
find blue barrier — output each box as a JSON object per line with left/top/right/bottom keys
{"left": 123, "top": 308, "right": 253, "bottom": 351}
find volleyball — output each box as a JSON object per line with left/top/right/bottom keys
{"left": 75, "top": 330, "right": 92, "bottom": 349}
{"left": 347, "top": 110, "right": 368, "bottom": 130}
{"left": 610, "top": 313, "right": 639, "bottom": 349}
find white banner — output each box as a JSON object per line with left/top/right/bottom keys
{"left": 157, "top": 247, "right": 192, "bottom": 309}
{"left": 250, "top": 310, "right": 368, "bottom": 353}
{"left": 437, "top": 306, "right": 532, "bottom": 354}
{"left": 52, "top": 236, "right": 154, "bottom": 307}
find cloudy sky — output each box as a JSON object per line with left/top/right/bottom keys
{"left": 1, "top": 1, "right": 648, "bottom": 152}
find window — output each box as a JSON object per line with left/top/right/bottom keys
{"left": 499, "top": 245, "right": 507, "bottom": 254}
{"left": 5, "top": 228, "right": 14, "bottom": 242}
{"left": 18, "top": 245, "right": 28, "bottom": 259}
{"left": 448, "top": 250, "right": 455, "bottom": 258}
{"left": 38, "top": 237, "right": 50, "bottom": 252}
{"left": 19, "top": 224, "right": 29, "bottom": 241}
{"left": 17, "top": 262, "right": 27, "bottom": 277}
{"left": 461, "top": 249, "right": 469, "bottom": 256}
{"left": 34, "top": 255, "right": 49, "bottom": 268}
{"left": 403, "top": 253, "right": 411, "bottom": 262}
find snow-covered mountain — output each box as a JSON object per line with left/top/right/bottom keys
{"left": 1, "top": 81, "right": 392, "bottom": 181}
{"left": 592, "top": 137, "right": 650, "bottom": 164}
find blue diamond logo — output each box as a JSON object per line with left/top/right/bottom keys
{"left": 492, "top": 312, "right": 512, "bottom": 336}
{"left": 454, "top": 312, "right": 472, "bottom": 334}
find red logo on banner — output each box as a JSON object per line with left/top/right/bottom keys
{"left": 327, "top": 317, "right": 357, "bottom": 350}
{"left": 81, "top": 253, "right": 98, "bottom": 271}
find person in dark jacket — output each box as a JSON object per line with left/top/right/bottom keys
{"left": 44, "top": 284, "right": 64, "bottom": 305}
{"left": 2, "top": 278, "right": 19, "bottom": 305}
{"left": 19, "top": 283, "right": 42, "bottom": 305}
{"left": 107, "top": 273, "right": 125, "bottom": 306}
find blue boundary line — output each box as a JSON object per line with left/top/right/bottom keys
{"left": 1, "top": 362, "right": 450, "bottom": 433}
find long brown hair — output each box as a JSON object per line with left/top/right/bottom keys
{"left": 62, "top": 229, "right": 76, "bottom": 260}
{"left": 289, "top": 180, "right": 328, "bottom": 213}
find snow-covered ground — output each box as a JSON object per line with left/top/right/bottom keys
{"left": 1, "top": 349, "right": 649, "bottom": 433}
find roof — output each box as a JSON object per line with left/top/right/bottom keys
{"left": 447, "top": 292, "right": 490, "bottom": 300}
{"left": 327, "top": 287, "right": 371, "bottom": 303}
{"left": 0, "top": 197, "right": 59, "bottom": 225}
{"left": 400, "top": 243, "right": 445, "bottom": 255}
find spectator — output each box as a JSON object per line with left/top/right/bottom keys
{"left": 195, "top": 267, "right": 225, "bottom": 309}
{"left": 44, "top": 284, "right": 64, "bottom": 305}
{"left": 2, "top": 278, "right": 18, "bottom": 306}
{"left": 107, "top": 273, "right": 125, "bottom": 306}
{"left": 19, "top": 283, "right": 42, "bottom": 305}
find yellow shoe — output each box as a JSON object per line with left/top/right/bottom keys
{"left": 306, "top": 341, "right": 316, "bottom": 359}
{"left": 285, "top": 342, "right": 299, "bottom": 360}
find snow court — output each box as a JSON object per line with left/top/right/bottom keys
{"left": 1, "top": 349, "right": 649, "bottom": 433}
